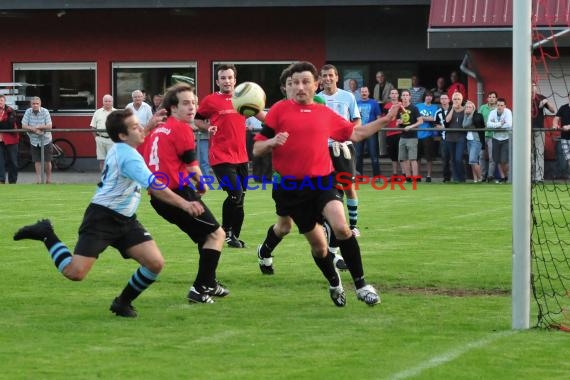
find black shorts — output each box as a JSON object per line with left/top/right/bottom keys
{"left": 212, "top": 162, "right": 249, "bottom": 198}
{"left": 386, "top": 134, "right": 400, "bottom": 162}
{"left": 74, "top": 203, "right": 153, "bottom": 259}
{"left": 330, "top": 142, "right": 356, "bottom": 183}
{"left": 31, "top": 143, "right": 53, "bottom": 162}
{"left": 150, "top": 186, "right": 220, "bottom": 244}
{"left": 272, "top": 176, "right": 342, "bottom": 234}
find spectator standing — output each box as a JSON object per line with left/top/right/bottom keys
{"left": 416, "top": 91, "right": 438, "bottom": 182}
{"left": 445, "top": 92, "right": 467, "bottom": 182}
{"left": 373, "top": 71, "right": 394, "bottom": 106}
{"left": 126, "top": 90, "right": 153, "bottom": 128}
{"left": 434, "top": 94, "right": 453, "bottom": 182}
{"left": 463, "top": 100, "right": 486, "bottom": 182}
{"left": 194, "top": 64, "right": 265, "bottom": 248}
{"left": 0, "top": 95, "right": 19, "bottom": 184}
{"left": 318, "top": 64, "right": 362, "bottom": 236}
{"left": 193, "top": 125, "right": 212, "bottom": 177}
{"left": 247, "top": 115, "right": 272, "bottom": 180}
{"left": 355, "top": 86, "right": 381, "bottom": 177}
{"left": 151, "top": 93, "right": 163, "bottom": 114}
{"left": 409, "top": 75, "right": 426, "bottom": 105}
{"left": 531, "top": 83, "right": 555, "bottom": 182}
{"left": 487, "top": 98, "right": 512, "bottom": 183}
{"left": 431, "top": 76, "right": 446, "bottom": 105}
{"left": 552, "top": 94, "right": 570, "bottom": 174}
{"left": 479, "top": 91, "right": 498, "bottom": 182}
{"left": 347, "top": 79, "right": 361, "bottom": 101}
{"left": 90, "top": 94, "right": 116, "bottom": 171}
{"left": 22, "top": 97, "right": 53, "bottom": 184}
{"left": 447, "top": 71, "right": 466, "bottom": 99}
{"left": 383, "top": 89, "right": 403, "bottom": 178}
{"left": 398, "top": 89, "right": 423, "bottom": 181}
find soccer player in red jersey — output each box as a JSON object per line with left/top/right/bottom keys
{"left": 253, "top": 61, "right": 400, "bottom": 307}
{"left": 142, "top": 83, "right": 228, "bottom": 304}
{"left": 194, "top": 64, "right": 265, "bottom": 249}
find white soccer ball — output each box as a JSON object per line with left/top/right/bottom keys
{"left": 232, "top": 82, "right": 266, "bottom": 117}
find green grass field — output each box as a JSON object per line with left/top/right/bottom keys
{"left": 1, "top": 182, "right": 568, "bottom": 379}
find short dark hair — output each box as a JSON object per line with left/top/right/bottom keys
{"left": 106, "top": 108, "right": 134, "bottom": 143}
{"left": 487, "top": 91, "right": 498, "bottom": 97}
{"left": 290, "top": 61, "right": 319, "bottom": 81}
{"left": 217, "top": 63, "right": 237, "bottom": 78}
{"left": 280, "top": 64, "right": 295, "bottom": 86}
{"left": 161, "top": 83, "right": 195, "bottom": 116}
{"left": 423, "top": 91, "right": 434, "bottom": 101}
{"left": 497, "top": 97, "right": 506, "bottom": 104}
{"left": 401, "top": 89, "right": 411, "bottom": 96}
{"left": 279, "top": 64, "right": 294, "bottom": 96}
{"left": 320, "top": 64, "right": 338, "bottom": 76}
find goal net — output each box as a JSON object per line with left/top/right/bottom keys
{"left": 530, "top": 5, "right": 570, "bottom": 330}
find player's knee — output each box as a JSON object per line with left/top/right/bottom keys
{"left": 228, "top": 192, "right": 245, "bottom": 206}
{"left": 63, "top": 266, "right": 88, "bottom": 281}
{"left": 208, "top": 227, "right": 226, "bottom": 246}
{"left": 333, "top": 225, "right": 352, "bottom": 240}
{"left": 275, "top": 221, "right": 292, "bottom": 237}
{"left": 146, "top": 256, "right": 164, "bottom": 274}
{"left": 311, "top": 245, "right": 328, "bottom": 258}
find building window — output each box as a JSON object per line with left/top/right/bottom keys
{"left": 13, "top": 62, "right": 96, "bottom": 113}
{"left": 112, "top": 62, "right": 197, "bottom": 108}
{"left": 212, "top": 61, "right": 294, "bottom": 107}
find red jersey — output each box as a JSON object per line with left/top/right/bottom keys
{"left": 142, "top": 116, "right": 198, "bottom": 190}
{"left": 195, "top": 92, "right": 248, "bottom": 166}
{"left": 255, "top": 99, "right": 353, "bottom": 179}
{"left": 447, "top": 82, "right": 466, "bottom": 99}
{"left": 383, "top": 102, "right": 401, "bottom": 137}
{"left": 0, "top": 106, "right": 19, "bottom": 145}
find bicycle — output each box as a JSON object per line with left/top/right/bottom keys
{"left": 18, "top": 133, "right": 77, "bottom": 171}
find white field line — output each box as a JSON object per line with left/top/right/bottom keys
{"left": 387, "top": 330, "right": 517, "bottom": 380}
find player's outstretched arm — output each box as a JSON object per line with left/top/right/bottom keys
{"left": 350, "top": 104, "right": 400, "bottom": 143}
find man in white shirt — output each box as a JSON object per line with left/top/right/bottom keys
{"left": 126, "top": 90, "right": 152, "bottom": 128}
{"left": 487, "top": 98, "right": 512, "bottom": 183}
{"left": 90, "top": 94, "right": 115, "bottom": 171}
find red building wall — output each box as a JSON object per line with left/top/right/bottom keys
{"left": 0, "top": 9, "right": 326, "bottom": 157}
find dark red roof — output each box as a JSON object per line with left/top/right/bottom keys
{"left": 429, "top": 0, "right": 570, "bottom": 28}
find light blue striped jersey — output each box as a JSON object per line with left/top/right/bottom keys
{"left": 318, "top": 89, "right": 360, "bottom": 145}
{"left": 318, "top": 89, "right": 361, "bottom": 122}
{"left": 91, "top": 142, "right": 154, "bottom": 217}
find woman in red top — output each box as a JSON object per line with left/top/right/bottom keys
{"left": 0, "top": 95, "right": 19, "bottom": 184}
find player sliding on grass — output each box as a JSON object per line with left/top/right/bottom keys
{"left": 13, "top": 108, "right": 205, "bottom": 318}
{"left": 253, "top": 61, "right": 400, "bottom": 306}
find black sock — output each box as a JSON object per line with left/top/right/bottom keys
{"left": 194, "top": 248, "right": 221, "bottom": 289}
{"left": 337, "top": 235, "right": 366, "bottom": 289}
{"left": 259, "top": 225, "right": 282, "bottom": 258}
{"left": 222, "top": 197, "right": 234, "bottom": 233}
{"left": 118, "top": 266, "right": 159, "bottom": 304}
{"left": 232, "top": 195, "right": 245, "bottom": 238}
{"left": 313, "top": 254, "right": 340, "bottom": 287}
